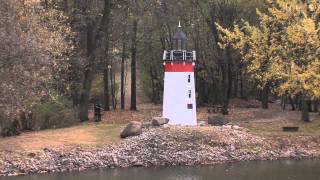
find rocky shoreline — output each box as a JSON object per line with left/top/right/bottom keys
{"left": 1, "top": 125, "right": 320, "bottom": 176}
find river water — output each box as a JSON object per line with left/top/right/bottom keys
{"left": 3, "top": 160, "right": 320, "bottom": 180}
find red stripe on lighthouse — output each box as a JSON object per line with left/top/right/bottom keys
{"left": 164, "top": 62, "right": 194, "bottom": 72}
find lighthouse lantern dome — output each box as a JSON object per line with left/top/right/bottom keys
{"left": 163, "top": 22, "right": 196, "bottom": 62}
{"left": 173, "top": 22, "right": 187, "bottom": 50}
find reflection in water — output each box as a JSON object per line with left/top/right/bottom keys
{"left": 3, "top": 160, "right": 320, "bottom": 180}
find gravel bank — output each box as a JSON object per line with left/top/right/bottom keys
{"left": 0, "top": 125, "right": 319, "bottom": 176}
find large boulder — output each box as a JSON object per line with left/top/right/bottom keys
{"left": 151, "top": 117, "right": 169, "bottom": 126}
{"left": 208, "top": 115, "right": 229, "bottom": 126}
{"left": 120, "top": 121, "right": 142, "bottom": 138}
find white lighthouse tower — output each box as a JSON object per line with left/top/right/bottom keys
{"left": 162, "top": 22, "right": 197, "bottom": 126}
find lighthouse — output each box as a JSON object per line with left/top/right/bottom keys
{"left": 162, "top": 22, "right": 197, "bottom": 126}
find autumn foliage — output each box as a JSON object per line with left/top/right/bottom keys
{"left": 217, "top": 0, "right": 320, "bottom": 121}
{"left": 0, "top": 0, "right": 74, "bottom": 135}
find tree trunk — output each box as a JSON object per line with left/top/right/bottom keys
{"left": 307, "top": 100, "right": 313, "bottom": 112}
{"left": 221, "top": 64, "right": 229, "bottom": 115}
{"left": 102, "top": 0, "right": 112, "bottom": 111}
{"left": 71, "top": 83, "right": 80, "bottom": 106}
{"left": 302, "top": 98, "right": 310, "bottom": 122}
{"left": 150, "top": 69, "right": 156, "bottom": 103}
{"left": 120, "top": 42, "right": 126, "bottom": 110}
{"left": 227, "top": 63, "right": 233, "bottom": 100}
{"left": 111, "top": 62, "right": 116, "bottom": 110}
{"left": 63, "top": 0, "right": 69, "bottom": 13}
{"left": 79, "top": 24, "right": 95, "bottom": 122}
{"left": 261, "top": 84, "right": 269, "bottom": 109}
{"left": 314, "top": 100, "right": 319, "bottom": 113}
{"left": 130, "top": 19, "right": 138, "bottom": 111}
{"left": 79, "top": 61, "right": 95, "bottom": 121}
{"left": 296, "top": 95, "right": 302, "bottom": 111}
{"left": 44, "top": 0, "right": 48, "bottom": 8}
{"left": 289, "top": 96, "right": 296, "bottom": 111}
{"left": 240, "top": 71, "right": 244, "bottom": 98}
{"left": 233, "top": 72, "right": 238, "bottom": 98}
{"left": 155, "top": 78, "right": 161, "bottom": 104}
{"left": 104, "top": 68, "right": 110, "bottom": 111}
{"left": 227, "top": 48, "right": 233, "bottom": 101}
{"left": 221, "top": 46, "right": 233, "bottom": 115}
{"left": 79, "top": 0, "right": 112, "bottom": 121}
{"left": 281, "top": 96, "right": 286, "bottom": 110}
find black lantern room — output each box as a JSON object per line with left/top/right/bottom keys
{"left": 173, "top": 22, "right": 187, "bottom": 50}
{"left": 162, "top": 22, "right": 196, "bottom": 62}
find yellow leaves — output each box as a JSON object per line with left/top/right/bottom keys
{"left": 217, "top": 0, "right": 320, "bottom": 98}
{"left": 268, "top": 6, "right": 289, "bottom": 21}
{"left": 216, "top": 23, "right": 241, "bottom": 49}
{"left": 287, "top": 17, "right": 318, "bottom": 45}
{"left": 256, "top": 9, "right": 270, "bottom": 23}
{"left": 286, "top": 26, "right": 305, "bottom": 44}
{"left": 300, "top": 18, "right": 317, "bottom": 33}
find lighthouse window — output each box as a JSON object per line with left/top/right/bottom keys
{"left": 188, "top": 75, "right": 191, "bottom": 83}
{"left": 187, "top": 104, "right": 193, "bottom": 109}
{"left": 188, "top": 90, "right": 192, "bottom": 98}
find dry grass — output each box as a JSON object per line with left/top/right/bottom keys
{"left": 0, "top": 100, "right": 319, "bottom": 153}
{"left": 102, "top": 104, "right": 162, "bottom": 124}
{"left": 0, "top": 104, "right": 161, "bottom": 152}
{"left": 228, "top": 104, "right": 320, "bottom": 136}
{"left": 0, "top": 122, "right": 122, "bottom": 152}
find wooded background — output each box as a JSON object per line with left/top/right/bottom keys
{"left": 0, "top": 0, "right": 319, "bottom": 136}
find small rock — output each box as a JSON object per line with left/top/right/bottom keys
{"left": 232, "top": 125, "right": 242, "bottom": 130}
{"left": 27, "top": 152, "right": 36, "bottom": 158}
{"left": 120, "top": 121, "right": 142, "bottom": 138}
{"left": 208, "top": 115, "right": 229, "bottom": 126}
{"left": 142, "top": 121, "right": 152, "bottom": 129}
{"left": 223, "top": 125, "right": 232, "bottom": 129}
{"left": 230, "top": 144, "right": 236, "bottom": 151}
{"left": 198, "top": 121, "right": 207, "bottom": 126}
{"left": 151, "top": 117, "right": 169, "bottom": 126}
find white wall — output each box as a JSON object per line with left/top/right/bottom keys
{"left": 163, "top": 72, "right": 197, "bottom": 125}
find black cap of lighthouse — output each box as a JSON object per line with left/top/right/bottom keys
{"left": 163, "top": 22, "right": 196, "bottom": 62}
{"left": 173, "top": 21, "right": 187, "bottom": 50}
{"left": 162, "top": 21, "right": 197, "bottom": 126}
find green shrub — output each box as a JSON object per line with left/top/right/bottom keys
{"left": 91, "top": 75, "right": 104, "bottom": 104}
{"left": 141, "top": 72, "right": 153, "bottom": 100}
{"left": 32, "top": 96, "right": 78, "bottom": 130}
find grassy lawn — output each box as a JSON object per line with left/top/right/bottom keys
{"left": 0, "top": 102, "right": 319, "bottom": 152}
{"left": 229, "top": 107, "right": 320, "bottom": 137}
{"left": 0, "top": 104, "right": 161, "bottom": 152}
{"left": 0, "top": 122, "right": 123, "bottom": 152}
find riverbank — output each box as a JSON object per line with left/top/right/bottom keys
{"left": 1, "top": 102, "right": 320, "bottom": 176}
{"left": 1, "top": 124, "right": 320, "bottom": 176}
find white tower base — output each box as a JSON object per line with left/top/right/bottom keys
{"left": 163, "top": 71, "right": 197, "bottom": 126}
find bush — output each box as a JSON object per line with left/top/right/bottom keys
{"left": 141, "top": 72, "right": 154, "bottom": 101}
{"left": 0, "top": 109, "right": 22, "bottom": 137}
{"left": 91, "top": 75, "right": 104, "bottom": 104}
{"left": 31, "top": 96, "right": 78, "bottom": 130}
{"left": 0, "top": 96, "right": 78, "bottom": 137}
